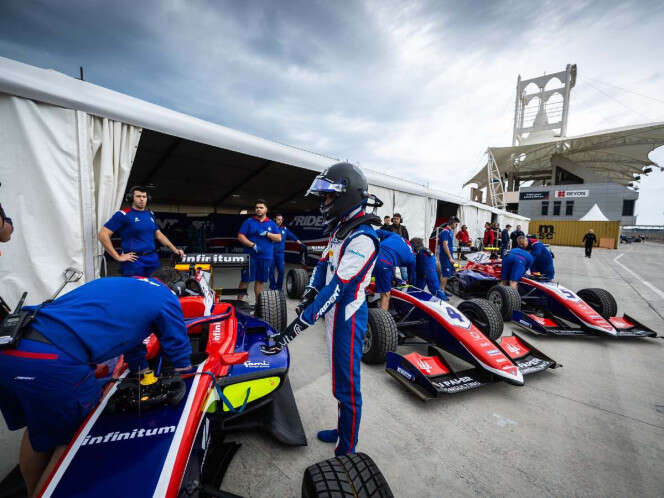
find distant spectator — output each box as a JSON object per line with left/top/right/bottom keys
{"left": 388, "top": 213, "right": 409, "bottom": 240}
{"left": 510, "top": 224, "right": 525, "bottom": 247}
{"left": 380, "top": 216, "right": 392, "bottom": 230}
{"left": 500, "top": 224, "right": 511, "bottom": 258}
{"left": 456, "top": 224, "right": 471, "bottom": 246}
{"left": 483, "top": 222, "right": 495, "bottom": 248}
{"left": 582, "top": 229, "right": 597, "bottom": 258}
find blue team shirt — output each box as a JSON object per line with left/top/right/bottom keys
{"left": 25, "top": 277, "right": 191, "bottom": 371}
{"left": 238, "top": 216, "right": 280, "bottom": 260}
{"left": 104, "top": 208, "right": 158, "bottom": 253}
{"left": 376, "top": 229, "right": 416, "bottom": 267}
{"left": 529, "top": 242, "right": 555, "bottom": 278}
{"left": 506, "top": 248, "right": 534, "bottom": 270}
{"left": 438, "top": 227, "right": 454, "bottom": 258}
{"left": 274, "top": 226, "right": 299, "bottom": 254}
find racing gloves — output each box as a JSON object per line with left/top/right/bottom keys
{"left": 261, "top": 315, "right": 311, "bottom": 355}
{"left": 295, "top": 286, "right": 318, "bottom": 315}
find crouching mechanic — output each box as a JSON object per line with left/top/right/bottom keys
{"left": 373, "top": 229, "right": 415, "bottom": 310}
{"left": 501, "top": 235, "right": 533, "bottom": 288}
{"left": 262, "top": 162, "right": 380, "bottom": 456}
{"left": 0, "top": 269, "right": 192, "bottom": 496}
{"left": 527, "top": 237, "right": 555, "bottom": 280}
{"left": 411, "top": 238, "right": 446, "bottom": 300}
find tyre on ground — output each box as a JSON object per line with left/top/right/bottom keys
{"left": 577, "top": 288, "right": 618, "bottom": 319}
{"left": 255, "top": 289, "right": 288, "bottom": 333}
{"left": 486, "top": 285, "right": 521, "bottom": 322}
{"left": 302, "top": 452, "right": 394, "bottom": 498}
{"left": 458, "top": 298, "right": 504, "bottom": 340}
{"left": 286, "top": 268, "right": 309, "bottom": 299}
{"left": 361, "top": 308, "right": 398, "bottom": 365}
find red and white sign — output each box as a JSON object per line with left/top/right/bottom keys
{"left": 555, "top": 189, "right": 588, "bottom": 198}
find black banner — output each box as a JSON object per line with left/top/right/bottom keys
{"left": 519, "top": 191, "right": 549, "bottom": 200}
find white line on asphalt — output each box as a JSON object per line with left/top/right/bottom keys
{"left": 614, "top": 253, "right": 664, "bottom": 299}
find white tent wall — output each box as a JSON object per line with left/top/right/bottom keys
{"left": 88, "top": 116, "right": 142, "bottom": 276}
{"left": 457, "top": 204, "right": 491, "bottom": 244}
{"left": 394, "top": 190, "right": 427, "bottom": 239}
{"left": 498, "top": 213, "right": 529, "bottom": 235}
{"left": 424, "top": 197, "right": 437, "bottom": 241}
{"left": 368, "top": 184, "right": 394, "bottom": 221}
{"left": 0, "top": 95, "right": 85, "bottom": 306}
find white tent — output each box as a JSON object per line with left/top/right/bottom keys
{"left": 0, "top": 56, "right": 525, "bottom": 306}
{"left": 579, "top": 203, "right": 610, "bottom": 221}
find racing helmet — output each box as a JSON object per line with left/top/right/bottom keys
{"left": 306, "top": 162, "right": 369, "bottom": 227}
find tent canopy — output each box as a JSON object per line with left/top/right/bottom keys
{"left": 579, "top": 203, "right": 610, "bottom": 221}
{"left": 465, "top": 122, "right": 664, "bottom": 189}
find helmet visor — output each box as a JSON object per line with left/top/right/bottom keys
{"left": 306, "top": 176, "right": 346, "bottom": 197}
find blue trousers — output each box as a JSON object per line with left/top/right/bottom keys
{"left": 120, "top": 252, "right": 160, "bottom": 277}
{"left": 270, "top": 252, "right": 285, "bottom": 290}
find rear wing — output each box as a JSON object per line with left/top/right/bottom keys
{"left": 175, "top": 253, "right": 250, "bottom": 297}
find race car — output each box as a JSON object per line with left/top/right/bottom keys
{"left": 0, "top": 255, "right": 393, "bottom": 498}
{"left": 362, "top": 283, "right": 558, "bottom": 400}
{"left": 448, "top": 255, "right": 659, "bottom": 338}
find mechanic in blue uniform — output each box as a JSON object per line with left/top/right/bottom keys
{"left": 527, "top": 237, "right": 555, "bottom": 280}
{"left": 373, "top": 229, "right": 416, "bottom": 310}
{"left": 411, "top": 238, "right": 447, "bottom": 300}
{"left": 501, "top": 235, "right": 534, "bottom": 288}
{"left": 0, "top": 269, "right": 192, "bottom": 496}
{"left": 263, "top": 162, "right": 380, "bottom": 456}
{"left": 237, "top": 199, "right": 281, "bottom": 302}
{"left": 438, "top": 217, "right": 460, "bottom": 301}
{"left": 98, "top": 186, "right": 184, "bottom": 277}
{"left": 269, "top": 213, "right": 305, "bottom": 291}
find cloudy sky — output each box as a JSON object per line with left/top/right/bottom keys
{"left": 1, "top": 0, "right": 663, "bottom": 222}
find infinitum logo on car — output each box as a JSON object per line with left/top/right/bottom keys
{"left": 81, "top": 426, "right": 176, "bottom": 446}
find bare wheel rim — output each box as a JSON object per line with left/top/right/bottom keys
{"left": 362, "top": 326, "right": 373, "bottom": 355}
{"left": 489, "top": 291, "right": 503, "bottom": 308}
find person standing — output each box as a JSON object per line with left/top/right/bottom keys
{"left": 483, "top": 222, "right": 495, "bottom": 248}
{"left": 237, "top": 199, "right": 281, "bottom": 301}
{"left": 270, "top": 214, "right": 305, "bottom": 290}
{"left": 380, "top": 216, "right": 392, "bottom": 230}
{"left": 582, "top": 229, "right": 597, "bottom": 258}
{"left": 263, "top": 162, "right": 380, "bottom": 456}
{"left": 98, "top": 186, "right": 184, "bottom": 277}
{"left": 388, "top": 213, "right": 409, "bottom": 240}
{"left": 510, "top": 224, "right": 525, "bottom": 248}
{"left": 438, "top": 217, "right": 459, "bottom": 300}
{"left": 0, "top": 270, "right": 192, "bottom": 496}
{"left": 500, "top": 224, "right": 512, "bottom": 258}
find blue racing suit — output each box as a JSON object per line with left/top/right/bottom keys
{"left": 299, "top": 217, "right": 379, "bottom": 455}
{"left": 415, "top": 248, "right": 445, "bottom": 299}
{"left": 373, "top": 229, "right": 416, "bottom": 293}
{"left": 104, "top": 208, "right": 160, "bottom": 276}
{"left": 270, "top": 225, "right": 300, "bottom": 290}
{"left": 528, "top": 240, "right": 555, "bottom": 280}
{"left": 0, "top": 277, "right": 191, "bottom": 451}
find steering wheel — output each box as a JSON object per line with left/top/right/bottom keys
{"left": 105, "top": 374, "right": 186, "bottom": 414}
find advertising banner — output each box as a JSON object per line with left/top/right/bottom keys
{"left": 519, "top": 191, "right": 549, "bottom": 200}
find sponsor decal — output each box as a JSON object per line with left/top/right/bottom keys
{"left": 519, "top": 319, "right": 532, "bottom": 327}
{"left": 469, "top": 331, "right": 482, "bottom": 341}
{"left": 506, "top": 343, "right": 521, "bottom": 354}
{"left": 555, "top": 189, "right": 588, "bottom": 198}
{"left": 14, "top": 376, "right": 35, "bottom": 381}
{"left": 495, "top": 359, "right": 508, "bottom": 364}
{"left": 516, "top": 357, "right": 548, "bottom": 374}
{"left": 182, "top": 253, "right": 248, "bottom": 264}
{"left": 314, "top": 285, "right": 340, "bottom": 320}
{"left": 519, "top": 191, "right": 549, "bottom": 200}
{"left": 432, "top": 376, "right": 482, "bottom": 393}
{"left": 291, "top": 215, "right": 326, "bottom": 228}
{"left": 538, "top": 224, "right": 555, "bottom": 240}
{"left": 210, "top": 322, "right": 222, "bottom": 342}
{"left": 81, "top": 426, "right": 176, "bottom": 446}
{"left": 397, "top": 366, "right": 414, "bottom": 381}
{"left": 487, "top": 349, "right": 501, "bottom": 356}
{"left": 349, "top": 249, "right": 366, "bottom": 258}
{"left": 417, "top": 359, "right": 432, "bottom": 373}
{"left": 243, "top": 360, "right": 270, "bottom": 369}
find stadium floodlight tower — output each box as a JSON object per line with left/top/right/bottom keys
{"left": 512, "top": 64, "right": 577, "bottom": 146}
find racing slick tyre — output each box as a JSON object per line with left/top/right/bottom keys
{"left": 446, "top": 276, "right": 461, "bottom": 297}
{"left": 458, "top": 298, "right": 504, "bottom": 340}
{"left": 256, "top": 289, "right": 288, "bottom": 333}
{"left": 286, "top": 268, "right": 309, "bottom": 299}
{"left": 362, "top": 308, "right": 398, "bottom": 365}
{"left": 577, "top": 288, "right": 618, "bottom": 319}
{"left": 302, "top": 452, "right": 394, "bottom": 498}
{"left": 486, "top": 285, "right": 521, "bottom": 322}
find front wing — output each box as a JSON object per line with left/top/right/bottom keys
{"left": 513, "top": 310, "right": 658, "bottom": 338}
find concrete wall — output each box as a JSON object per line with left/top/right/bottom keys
{"left": 517, "top": 183, "right": 638, "bottom": 224}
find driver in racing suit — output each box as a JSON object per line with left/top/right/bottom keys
{"left": 527, "top": 237, "right": 555, "bottom": 280}
{"left": 0, "top": 269, "right": 192, "bottom": 496}
{"left": 411, "top": 237, "right": 447, "bottom": 300}
{"left": 263, "top": 162, "right": 380, "bottom": 456}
